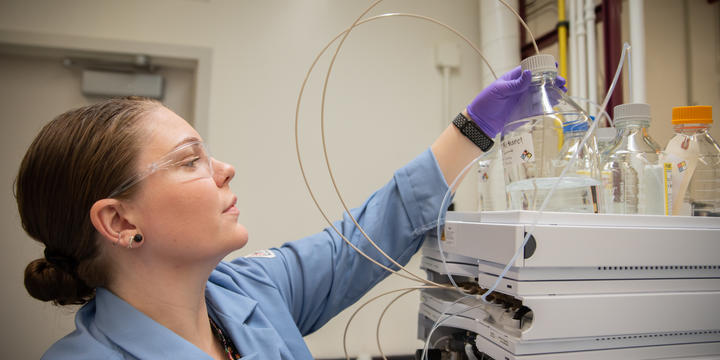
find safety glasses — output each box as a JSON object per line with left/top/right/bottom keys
{"left": 109, "top": 140, "right": 213, "bottom": 198}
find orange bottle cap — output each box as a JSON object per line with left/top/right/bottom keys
{"left": 672, "top": 106, "right": 713, "bottom": 124}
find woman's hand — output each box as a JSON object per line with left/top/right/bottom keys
{"left": 432, "top": 64, "right": 566, "bottom": 189}
{"left": 466, "top": 66, "right": 532, "bottom": 139}
{"left": 466, "top": 66, "right": 567, "bottom": 138}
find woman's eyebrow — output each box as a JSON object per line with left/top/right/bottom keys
{"left": 173, "top": 136, "right": 202, "bottom": 149}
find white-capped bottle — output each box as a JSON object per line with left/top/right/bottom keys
{"left": 595, "top": 126, "right": 618, "bottom": 158}
{"left": 601, "top": 103, "right": 663, "bottom": 214}
{"left": 501, "top": 54, "right": 601, "bottom": 213}
{"left": 663, "top": 106, "right": 720, "bottom": 216}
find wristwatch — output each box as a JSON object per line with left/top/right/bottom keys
{"left": 452, "top": 112, "right": 495, "bottom": 152}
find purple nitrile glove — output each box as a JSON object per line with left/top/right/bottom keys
{"left": 466, "top": 66, "right": 532, "bottom": 139}
{"left": 556, "top": 74, "right": 567, "bottom": 93}
{"left": 553, "top": 61, "right": 568, "bottom": 93}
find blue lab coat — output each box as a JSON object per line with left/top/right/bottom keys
{"left": 42, "top": 149, "right": 449, "bottom": 359}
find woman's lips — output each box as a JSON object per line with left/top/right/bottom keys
{"left": 223, "top": 196, "right": 238, "bottom": 214}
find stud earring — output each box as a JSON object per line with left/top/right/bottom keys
{"left": 127, "top": 233, "right": 143, "bottom": 249}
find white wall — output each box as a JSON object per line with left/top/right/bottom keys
{"left": 643, "top": 0, "right": 720, "bottom": 145}
{"left": 0, "top": 0, "right": 484, "bottom": 358}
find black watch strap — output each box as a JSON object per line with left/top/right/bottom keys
{"left": 452, "top": 113, "right": 494, "bottom": 152}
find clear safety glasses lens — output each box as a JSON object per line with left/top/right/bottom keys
{"left": 109, "top": 141, "right": 213, "bottom": 198}
{"left": 162, "top": 141, "right": 214, "bottom": 182}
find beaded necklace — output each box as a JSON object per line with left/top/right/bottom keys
{"left": 209, "top": 317, "right": 242, "bottom": 359}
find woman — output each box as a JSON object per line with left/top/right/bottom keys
{"left": 17, "top": 67, "right": 551, "bottom": 359}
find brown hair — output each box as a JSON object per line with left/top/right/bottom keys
{"left": 16, "top": 97, "right": 160, "bottom": 305}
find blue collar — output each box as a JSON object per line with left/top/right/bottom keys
{"left": 205, "top": 282, "right": 282, "bottom": 359}
{"left": 92, "top": 285, "right": 275, "bottom": 359}
{"left": 94, "top": 288, "right": 213, "bottom": 359}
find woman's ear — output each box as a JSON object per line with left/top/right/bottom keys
{"left": 90, "top": 199, "right": 137, "bottom": 247}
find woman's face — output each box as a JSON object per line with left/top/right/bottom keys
{"left": 127, "top": 106, "right": 247, "bottom": 265}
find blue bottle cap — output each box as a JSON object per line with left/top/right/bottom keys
{"left": 563, "top": 121, "right": 589, "bottom": 133}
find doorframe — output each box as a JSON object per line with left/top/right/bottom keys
{"left": 0, "top": 29, "right": 212, "bottom": 140}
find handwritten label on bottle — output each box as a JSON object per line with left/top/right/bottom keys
{"left": 501, "top": 133, "right": 535, "bottom": 169}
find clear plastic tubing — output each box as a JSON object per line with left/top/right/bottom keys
{"left": 663, "top": 106, "right": 720, "bottom": 216}
{"left": 476, "top": 44, "right": 630, "bottom": 303}
{"left": 501, "top": 54, "right": 602, "bottom": 213}
{"left": 601, "top": 103, "right": 663, "bottom": 215}
{"left": 553, "top": 121, "right": 601, "bottom": 212}
{"left": 567, "top": 96, "right": 617, "bottom": 159}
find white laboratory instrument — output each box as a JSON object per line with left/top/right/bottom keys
{"left": 418, "top": 211, "right": 720, "bottom": 359}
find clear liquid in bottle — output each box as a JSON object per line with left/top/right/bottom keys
{"left": 662, "top": 106, "right": 720, "bottom": 216}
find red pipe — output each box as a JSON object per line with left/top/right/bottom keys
{"left": 519, "top": 0, "right": 527, "bottom": 60}
{"left": 602, "top": 0, "right": 623, "bottom": 122}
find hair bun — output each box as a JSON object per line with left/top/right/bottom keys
{"left": 24, "top": 258, "right": 93, "bottom": 305}
{"left": 43, "top": 248, "right": 78, "bottom": 274}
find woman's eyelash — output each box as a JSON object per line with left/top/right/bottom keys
{"left": 182, "top": 156, "right": 201, "bottom": 167}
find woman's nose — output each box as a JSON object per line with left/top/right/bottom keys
{"left": 212, "top": 158, "right": 235, "bottom": 187}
